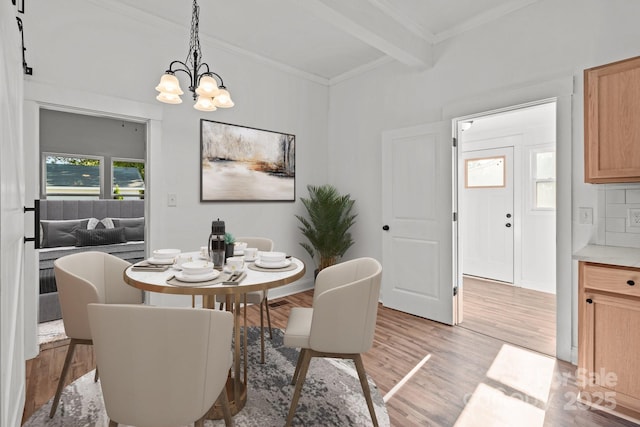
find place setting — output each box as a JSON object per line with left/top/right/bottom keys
{"left": 131, "top": 248, "right": 181, "bottom": 272}
{"left": 249, "top": 251, "right": 296, "bottom": 272}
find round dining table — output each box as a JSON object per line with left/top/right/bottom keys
{"left": 123, "top": 251, "right": 306, "bottom": 419}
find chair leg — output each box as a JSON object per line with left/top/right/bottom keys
{"left": 291, "top": 348, "right": 307, "bottom": 385}
{"left": 354, "top": 354, "right": 379, "bottom": 427}
{"left": 94, "top": 366, "right": 99, "bottom": 382}
{"left": 218, "top": 387, "right": 234, "bottom": 427}
{"left": 49, "top": 339, "right": 78, "bottom": 418}
{"left": 264, "top": 297, "right": 273, "bottom": 339}
{"left": 259, "top": 300, "right": 265, "bottom": 364}
{"left": 195, "top": 418, "right": 204, "bottom": 427}
{"left": 285, "top": 349, "right": 312, "bottom": 427}
{"left": 108, "top": 420, "right": 118, "bottom": 427}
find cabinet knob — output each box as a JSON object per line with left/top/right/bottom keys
{"left": 627, "top": 280, "right": 635, "bottom": 286}
{"left": 382, "top": 225, "right": 390, "bottom": 231}
{"left": 586, "top": 298, "right": 593, "bottom": 304}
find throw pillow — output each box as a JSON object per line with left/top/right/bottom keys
{"left": 111, "top": 217, "right": 145, "bottom": 241}
{"left": 41, "top": 219, "right": 90, "bottom": 248}
{"left": 75, "top": 227, "right": 126, "bottom": 247}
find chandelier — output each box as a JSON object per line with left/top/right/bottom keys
{"left": 155, "top": 0, "right": 234, "bottom": 112}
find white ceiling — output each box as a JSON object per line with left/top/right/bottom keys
{"left": 110, "top": 0, "right": 540, "bottom": 83}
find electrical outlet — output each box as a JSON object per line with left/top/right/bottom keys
{"left": 578, "top": 207, "right": 593, "bottom": 225}
{"left": 167, "top": 193, "right": 177, "bottom": 207}
{"left": 629, "top": 208, "right": 640, "bottom": 228}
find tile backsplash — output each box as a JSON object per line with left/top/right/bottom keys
{"left": 600, "top": 185, "right": 640, "bottom": 248}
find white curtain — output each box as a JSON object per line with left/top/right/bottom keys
{"left": 0, "top": 3, "right": 27, "bottom": 426}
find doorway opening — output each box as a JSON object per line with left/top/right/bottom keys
{"left": 455, "top": 100, "right": 557, "bottom": 356}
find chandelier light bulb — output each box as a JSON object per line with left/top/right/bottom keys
{"left": 213, "top": 88, "right": 234, "bottom": 108}
{"left": 156, "top": 92, "right": 183, "bottom": 104}
{"left": 194, "top": 96, "right": 217, "bottom": 111}
{"left": 155, "top": 73, "right": 184, "bottom": 95}
{"left": 196, "top": 75, "right": 221, "bottom": 98}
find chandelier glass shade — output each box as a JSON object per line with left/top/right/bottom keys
{"left": 155, "top": 0, "right": 234, "bottom": 112}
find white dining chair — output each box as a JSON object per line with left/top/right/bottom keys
{"left": 49, "top": 251, "right": 143, "bottom": 418}
{"left": 218, "top": 236, "right": 274, "bottom": 363}
{"left": 88, "top": 303, "right": 234, "bottom": 427}
{"left": 283, "top": 257, "right": 382, "bottom": 427}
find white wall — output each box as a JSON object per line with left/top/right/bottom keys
{"left": 327, "top": 0, "right": 640, "bottom": 362}
{"left": 23, "top": 0, "right": 330, "bottom": 306}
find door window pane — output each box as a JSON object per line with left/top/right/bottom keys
{"left": 465, "top": 156, "right": 505, "bottom": 188}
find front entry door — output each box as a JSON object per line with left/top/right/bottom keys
{"left": 460, "top": 146, "right": 514, "bottom": 283}
{"left": 381, "top": 121, "right": 454, "bottom": 325}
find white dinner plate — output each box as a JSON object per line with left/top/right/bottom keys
{"left": 255, "top": 259, "right": 292, "bottom": 269}
{"left": 174, "top": 270, "right": 220, "bottom": 283}
{"left": 147, "top": 257, "right": 175, "bottom": 265}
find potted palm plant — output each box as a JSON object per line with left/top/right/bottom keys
{"left": 295, "top": 184, "right": 357, "bottom": 274}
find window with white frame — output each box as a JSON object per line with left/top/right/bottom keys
{"left": 111, "top": 158, "right": 145, "bottom": 199}
{"left": 42, "top": 153, "right": 103, "bottom": 199}
{"left": 532, "top": 150, "right": 556, "bottom": 210}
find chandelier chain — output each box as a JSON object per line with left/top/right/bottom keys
{"left": 185, "top": 0, "right": 202, "bottom": 72}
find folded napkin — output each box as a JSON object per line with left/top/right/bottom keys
{"left": 248, "top": 263, "right": 297, "bottom": 273}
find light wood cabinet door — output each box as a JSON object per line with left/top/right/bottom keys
{"left": 579, "top": 262, "right": 640, "bottom": 419}
{"left": 584, "top": 56, "right": 640, "bottom": 183}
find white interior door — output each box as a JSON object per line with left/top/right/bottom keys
{"left": 460, "top": 147, "right": 514, "bottom": 283}
{"left": 381, "top": 121, "right": 454, "bottom": 325}
{"left": 0, "top": 3, "right": 27, "bottom": 425}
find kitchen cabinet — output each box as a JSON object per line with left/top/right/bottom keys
{"left": 584, "top": 56, "right": 640, "bottom": 183}
{"left": 578, "top": 261, "right": 640, "bottom": 420}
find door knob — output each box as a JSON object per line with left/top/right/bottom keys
{"left": 505, "top": 223, "right": 512, "bottom": 228}
{"left": 382, "top": 225, "right": 390, "bottom": 231}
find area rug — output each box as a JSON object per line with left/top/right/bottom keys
{"left": 25, "top": 327, "right": 389, "bottom": 427}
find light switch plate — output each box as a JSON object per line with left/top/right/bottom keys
{"left": 629, "top": 208, "right": 640, "bottom": 228}
{"left": 578, "top": 207, "right": 593, "bottom": 225}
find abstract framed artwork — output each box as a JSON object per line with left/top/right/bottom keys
{"left": 200, "top": 120, "right": 296, "bottom": 202}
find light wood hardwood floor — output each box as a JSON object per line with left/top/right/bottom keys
{"left": 24, "top": 290, "right": 638, "bottom": 426}
{"left": 460, "top": 276, "right": 556, "bottom": 356}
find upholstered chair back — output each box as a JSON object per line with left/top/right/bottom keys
{"left": 235, "top": 236, "right": 274, "bottom": 251}
{"left": 54, "top": 251, "right": 143, "bottom": 340}
{"left": 88, "top": 304, "right": 233, "bottom": 427}
{"left": 310, "top": 257, "right": 382, "bottom": 354}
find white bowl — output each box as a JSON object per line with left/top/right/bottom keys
{"left": 259, "top": 251, "right": 286, "bottom": 263}
{"left": 181, "top": 261, "right": 214, "bottom": 275}
{"left": 152, "top": 248, "right": 181, "bottom": 259}
{"left": 234, "top": 241, "right": 248, "bottom": 251}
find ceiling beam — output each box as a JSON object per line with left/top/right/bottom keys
{"left": 300, "top": 0, "right": 433, "bottom": 69}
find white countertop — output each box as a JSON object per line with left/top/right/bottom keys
{"left": 573, "top": 244, "right": 640, "bottom": 268}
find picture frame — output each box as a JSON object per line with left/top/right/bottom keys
{"left": 200, "top": 120, "right": 296, "bottom": 202}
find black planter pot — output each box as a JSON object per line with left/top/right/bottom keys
{"left": 225, "top": 243, "right": 234, "bottom": 260}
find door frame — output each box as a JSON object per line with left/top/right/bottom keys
{"left": 23, "top": 82, "right": 162, "bottom": 353}
{"left": 447, "top": 83, "right": 572, "bottom": 362}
